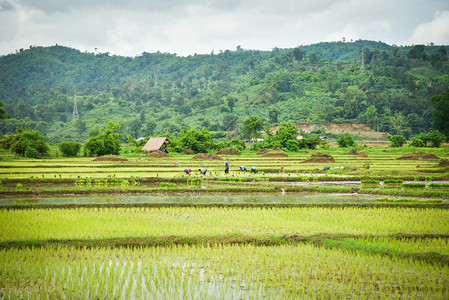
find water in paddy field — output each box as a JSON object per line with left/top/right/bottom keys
{"left": 0, "top": 193, "right": 394, "bottom": 205}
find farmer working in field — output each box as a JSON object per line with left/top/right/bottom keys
{"left": 250, "top": 166, "right": 257, "bottom": 173}
{"left": 198, "top": 168, "right": 207, "bottom": 175}
{"left": 184, "top": 168, "right": 191, "bottom": 175}
{"left": 224, "top": 161, "right": 229, "bottom": 174}
{"left": 239, "top": 166, "right": 247, "bottom": 171}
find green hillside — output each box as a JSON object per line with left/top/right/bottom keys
{"left": 0, "top": 40, "right": 448, "bottom": 142}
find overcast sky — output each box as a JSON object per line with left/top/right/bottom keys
{"left": 1, "top": 0, "right": 449, "bottom": 57}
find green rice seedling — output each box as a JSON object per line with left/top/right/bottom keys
{"left": 383, "top": 180, "right": 403, "bottom": 184}
{"left": 16, "top": 183, "right": 23, "bottom": 191}
{"left": 402, "top": 183, "right": 426, "bottom": 188}
{"left": 75, "top": 179, "right": 85, "bottom": 185}
{"left": 425, "top": 176, "right": 432, "bottom": 182}
{"left": 361, "top": 180, "right": 380, "bottom": 184}
{"left": 2, "top": 206, "right": 448, "bottom": 242}
{"left": 428, "top": 183, "right": 449, "bottom": 189}
{"left": 376, "top": 197, "right": 443, "bottom": 203}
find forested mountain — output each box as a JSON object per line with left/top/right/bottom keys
{"left": 0, "top": 40, "right": 448, "bottom": 142}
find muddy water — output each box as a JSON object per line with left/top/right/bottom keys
{"left": 0, "top": 193, "right": 382, "bottom": 205}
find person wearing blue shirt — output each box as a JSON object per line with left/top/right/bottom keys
{"left": 224, "top": 161, "right": 229, "bottom": 174}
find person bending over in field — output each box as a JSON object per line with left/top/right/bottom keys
{"left": 198, "top": 168, "right": 207, "bottom": 175}
{"left": 184, "top": 168, "right": 191, "bottom": 175}
{"left": 239, "top": 166, "right": 247, "bottom": 171}
{"left": 250, "top": 166, "right": 257, "bottom": 173}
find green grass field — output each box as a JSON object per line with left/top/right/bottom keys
{"left": 1, "top": 146, "right": 449, "bottom": 298}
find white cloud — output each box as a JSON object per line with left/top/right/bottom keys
{"left": 409, "top": 10, "right": 449, "bottom": 45}
{"left": 0, "top": 0, "right": 449, "bottom": 57}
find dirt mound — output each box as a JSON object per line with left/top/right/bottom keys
{"left": 302, "top": 152, "right": 335, "bottom": 163}
{"left": 256, "top": 148, "right": 288, "bottom": 157}
{"left": 93, "top": 156, "right": 128, "bottom": 162}
{"left": 397, "top": 151, "right": 440, "bottom": 160}
{"left": 263, "top": 150, "right": 288, "bottom": 158}
{"left": 256, "top": 148, "right": 270, "bottom": 155}
{"left": 347, "top": 149, "right": 358, "bottom": 155}
{"left": 357, "top": 152, "right": 369, "bottom": 158}
{"left": 217, "top": 147, "right": 241, "bottom": 155}
{"left": 148, "top": 150, "right": 170, "bottom": 158}
{"left": 435, "top": 159, "right": 449, "bottom": 167}
{"left": 192, "top": 153, "right": 223, "bottom": 160}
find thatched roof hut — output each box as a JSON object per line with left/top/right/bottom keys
{"left": 142, "top": 137, "right": 170, "bottom": 152}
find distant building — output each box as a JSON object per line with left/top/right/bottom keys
{"left": 142, "top": 137, "right": 170, "bottom": 152}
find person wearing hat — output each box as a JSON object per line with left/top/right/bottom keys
{"left": 184, "top": 168, "right": 191, "bottom": 174}
{"left": 224, "top": 161, "right": 229, "bottom": 174}
{"left": 198, "top": 168, "right": 207, "bottom": 175}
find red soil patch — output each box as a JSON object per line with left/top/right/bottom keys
{"left": 357, "top": 152, "right": 369, "bottom": 158}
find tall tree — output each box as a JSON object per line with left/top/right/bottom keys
{"left": 430, "top": 89, "right": 449, "bottom": 137}
{"left": 74, "top": 120, "right": 87, "bottom": 137}
{"left": 241, "top": 115, "right": 264, "bottom": 140}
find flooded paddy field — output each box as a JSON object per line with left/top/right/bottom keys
{"left": 1, "top": 149, "right": 448, "bottom": 298}
{"left": 0, "top": 192, "right": 383, "bottom": 206}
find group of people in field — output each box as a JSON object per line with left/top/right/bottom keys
{"left": 183, "top": 161, "right": 257, "bottom": 175}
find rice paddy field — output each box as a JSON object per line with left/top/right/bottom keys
{"left": 1, "top": 146, "right": 449, "bottom": 298}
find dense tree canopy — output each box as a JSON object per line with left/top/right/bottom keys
{"left": 430, "top": 89, "right": 449, "bottom": 138}
{"left": 0, "top": 41, "right": 448, "bottom": 142}
{"left": 83, "top": 121, "right": 122, "bottom": 156}
{"left": 0, "top": 129, "right": 50, "bottom": 158}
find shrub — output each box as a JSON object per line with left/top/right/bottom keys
{"left": 410, "top": 130, "right": 446, "bottom": 148}
{"left": 337, "top": 133, "right": 356, "bottom": 147}
{"left": 1, "top": 129, "right": 49, "bottom": 158}
{"left": 58, "top": 142, "right": 82, "bottom": 157}
{"left": 25, "top": 147, "right": 40, "bottom": 158}
{"left": 16, "top": 183, "right": 23, "bottom": 190}
{"left": 389, "top": 135, "right": 406, "bottom": 147}
{"left": 84, "top": 121, "right": 122, "bottom": 156}
{"left": 410, "top": 138, "right": 426, "bottom": 147}
{"left": 427, "top": 130, "right": 446, "bottom": 147}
